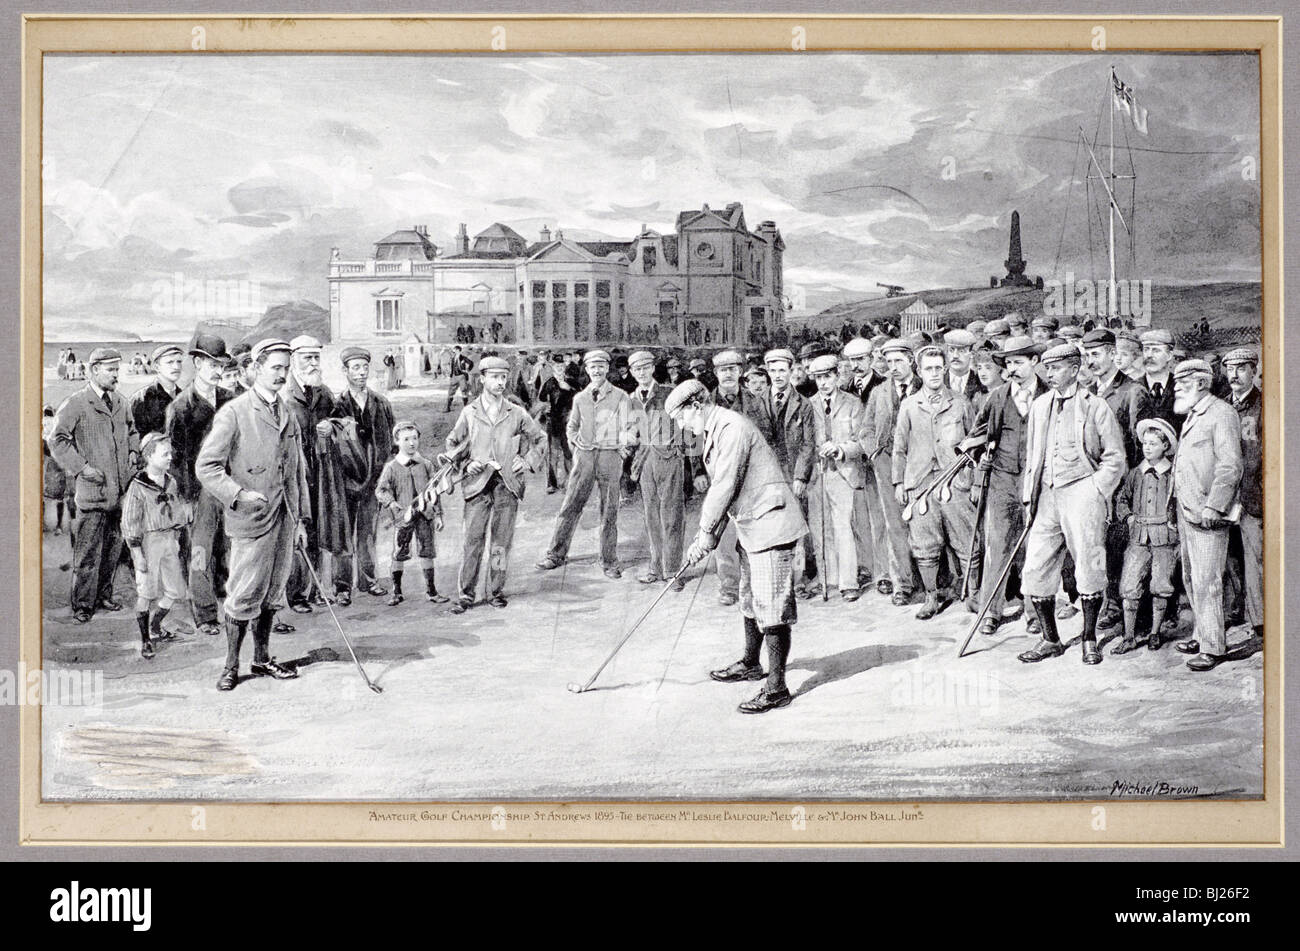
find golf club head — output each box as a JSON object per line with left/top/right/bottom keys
{"left": 901, "top": 501, "right": 913, "bottom": 521}
{"left": 939, "top": 483, "right": 952, "bottom": 503}
{"left": 369, "top": 683, "right": 383, "bottom": 694}
{"left": 566, "top": 682, "right": 586, "bottom": 694}
{"left": 915, "top": 494, "right": 930, "bottom": 517}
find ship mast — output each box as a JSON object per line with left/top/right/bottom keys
{"left": 1109, "top": 64, "right": 1116, "bottom": 319}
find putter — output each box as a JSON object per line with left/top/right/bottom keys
{"left": 296, "top": 542, "right": 383, "bottom": 694}
{"left": 568, "top": 562, "right": 692, "bottom": 694}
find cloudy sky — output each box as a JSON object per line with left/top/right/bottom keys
{"left": 43, "top": 51, "right": 1261, "bottom": 337}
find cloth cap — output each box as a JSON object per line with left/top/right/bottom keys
{"left": 340, "top": 346, "right": 372, "bottom": 366}
{"left": 879, "top": 339, "right": 914, "bottom": 358}
{"left": 1135, "top": 418, "right": 1179, "bottom": 456}
{"left": 478, "top": 356, "right": 510, "bottom": 373}
{"left": 187, "top": 333, "right": 230, "bottom": 362}
{"left": 764, "top": 347, "right": 796, "bottom": 366}
{"left": 87, "top": 347, "right": 122, "bottom": 366}
{"left": 1173, "top": 358, "right": 1212, "bottom": 381}
{"left": 966, "top": 320, "right": 988, "bottom": 335}
{"left": 1116, "top": 329, "right": 1142, "bottom": 346}
{"left": 993, "top": 335, "right": 1045, "bottom": 362}
{"left": 664, "top": 379, "right": 708, "bottom": 415}
{"left": 1140, "top": 329, "right": 1175, "bottom": 347}
{"left": 666, "top": 357, "right": 683, "bottom": 368}
{"left": 1081, "top": 328, "right": 1116, "bottom": 348}
{"left": 809, "top": 354, "right": 840, "bottom": 375}
{"left": 1031, "top": 315, "right": 1059, "bottom": 331}
{"left": 798, "top": 342, "right": 834, "bottom": 361}
{"left": 139, "top": 431, "right": 170, "bottom": 458}
{"left": 250, "top": 338, "right": 291, "bottom": 363}
{"left": 842, "top": 338, "right": 873, "bottom": 359}
{"left": 1058, "top": 325, "right": 1084, "bottom": 340}
{"left": 1221, "top": 347, "right": 1259, "bottom": 367}
{"left": 1041, "top": 343, "right": 1082, "bottom": 364}
{"left": 392, "top": 419, "right": 420, "bottom": 439}
{"left": 688, "top": 358, "right": 707, "bottom": 369}
{"left": 984, "top": 319, "right": 1010, "bottom": 337}
{"left": 628, "top": 350, "right": 656, "bottom": 369}
{"left": 943, "top": 329, "right": 976, "bottom": 348}
{"left": 289, "top": 335, "right": 323, "bottom": 354}
{"left": 150, "top": 343, "right": 184, "bottom": 364}
{"left": 583, "top": 349, "right": 611, "bottom": 366}
{"left": 712, "top": 349, "right": 745, "bottom": 369}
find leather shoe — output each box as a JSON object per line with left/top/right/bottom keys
{"left": 795, "top": 584, "right": 817, "bottom": 600}
{"left": 709, "top": 660, "right": 765, "bottom": 683}
{"left": 718, "top": 591, "right": 739, "bottom": 606}
{"left": 250, "top": 659, "right": 298, "bottom": 680}
{"left": 1147, "top": 632, "right": 1163, "bottom": 651}
{"left": 216, "top": 668, "right": 238, "bottom": 691}
{"left": 386, "top": 593, "right": 404, "bottom": 607}
{"left": 535, "top": 555, "right": 565, "bottom": 570}
{"left": 1055, "top": 602, "right": 1079, "bottom": 619}
{"left": 273, "top": 620, "right": 295, "bottom": 634}
{"left": 603, "top": 566, "right": 622, "bottom": 579}
{"left": 978, "top": 617, "right": 999, "bottom": 637}
{"left": 1110, "top": 637, "right": 1143, "bottom": 656}
{"left": 289, "top": 602, "right": 313, "bottom": 614}
{"left": 427, "top": 592, "right": 450, "bottom": 603}
{"left": 738, "top": 687, "right": 792, "bottom": 714}
{"left": 891, "top": 591, "right": 910, "bottom": 606}
{"left": 1175, "top": 639, "right": 1201, "bottom": 655}
{"left": 1081, "top": 641, "right": 1102, "bottom": 665}
{"left": 1186, "top": 652, "right": 1222, "bottom": 671}
{"left": 915, "top": 592, "right": 942, "bottom": 620}
{"left": 72, "top": 610, "right": 92, "bottom": 624}
{"left": 877, "top": 579, "right": 893, "bottom": 596}
{"left": 309, "top": 592, "right": 329, "bottom": 606}
{"left": 669, "top": 578, "right": 686, "bottom": 593}
{"left": 140, "top": 639, "right": 155, "bottom": 660}
{"left": 196, "top": 622, "right": 221, "bottom": 637}
{"left": 366, "top": 584, "right": 387, "bottom": 597}
{"left": 449, "top": 600, "right": 471, "bottom": 615}
{"left": 489, "top": 596, "right": 508, "bottom": 608}
{"left": 1099, "top": 602, "right": 1124, "bottom": 628}
{"left": 638, "top": 571, "right": 662, "bottom": 585}
{"left": 335, "top": 590, "right": 352, "bottom": 607}
{"left": 1017, "top": 639, "right": 1066, "bottom": 663}
{"left": 97, "top": 598, "right": 123, "bottom": 612}
{"left": 841, "top": 587, "right": 861, "bottom": 603}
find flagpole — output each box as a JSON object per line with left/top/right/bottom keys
{"left": 1108, "top": 65, "right": 1117, "bottom": 319}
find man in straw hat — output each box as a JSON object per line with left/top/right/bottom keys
{"left": 669, "top": 379, "right": 808, "bottom": 714}
{"left": 1170, "top": 359, "right": 1244, "bottom": 670}
{"left": 50, "top": 347, "right": 141, "bottom": 623}
{"left": 1017, "top": 343, "right": 1127, "bottom": 665}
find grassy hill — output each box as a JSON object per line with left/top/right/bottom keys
{"left": 796, "top": 282, "right": 1261, "bottom": 341}
{"left": 197, "top": 299, "right": 329, "bottom": 347}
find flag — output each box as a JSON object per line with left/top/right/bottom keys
{"left": 1112, "top": 74, "right": 1149, "bottom": 135}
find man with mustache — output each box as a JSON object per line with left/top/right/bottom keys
{"left": 1222, "top": 348, "right": 1263, "bottom": 643}
{"left": 280, "top": 335, "right": 339, "bottom": 612}
{"left": 1135, "top": 328, "right": 1183, "bottom": 431}
{"left": 1171, "top": 359, "right": 1245, "bottom": 671}
{"left": 129, "top": 343, "right": 186, "bottom": 438}
{"left": 1018, "top": 344, "right": 1127, "bottom": 665}
{"left": 197, "top": 339, "right": 311, "bottom": 691}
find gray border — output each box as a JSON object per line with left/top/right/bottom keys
{"left": 2, "top": 0, "right": 1292, "bottom": 863}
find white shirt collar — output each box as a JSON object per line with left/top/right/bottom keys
{"left": 1141, "top": 458, "right": 1173, "bottom": 475}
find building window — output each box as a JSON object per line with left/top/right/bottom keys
{"left": 596, "top": 301, "right": 611, "bottom": 339}
{"left": 596, "top": 280, "right": 610, "bottom": 299}
{"left": 532, "top": 301, "right": 547, "bottom": 340}
{"left": 618, "top": 283, "right": 624, "bottom": 298}
{"left": 642, "top": 246, "right": 657, "bottom": 272}
{"left": 658, "top": 300, "right": 674, "bottom": 318}
{"left": 551, "top": 281, "right": 567, "bottom": 300}
{"left": 375, "top": 298, "right": 400, "bottom": 334}
{"left": 551, "top": 300, "right": 568, "bottom": 339}
{"left": 574, "top": 282, "right": 589, "bottom": 298}
{"left": 518, "top": 284, "right": 525, "bottom": 299}
{"left": 574, "top": 301, "right": 589, "bottom": 340}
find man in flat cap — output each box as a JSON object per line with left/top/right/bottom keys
{"left": 225, "top": 343, "right": 251, "bottom": 395}
{"left": 860, "top": 339, "right": 922, "bottom": 603}
{"left": 843, "top": 337, "right": 884, "bottom": 406}
{"left": 1030, "top": 316, "right": 1059, "bottom": 346}
{"left": 537, "top": 349, "right": 635, "bottom": 578}
{"left": 626, "top": 350, "right": 688, "bottom": 589}
{"left": 280, "top": 335, "right": 339, "bottom": 612}
{"left": 332, "top": 346, "right": 397, "bottom": 604}
{"left": 50, "top": 348, "right": 141, "bottom": 622}
{"left": 808, "top": 353, "right": 869, "bottom": 601}
{"left": 984, "top": 319, "right": 1011, "bottom": 348}
{"left": 1171, "top": 359, "right": 1244, "bottom": 670}
{"left": 705, "top": 348, "right": 765, "bottom": 602}
{"left": 967, "top": 336, "right": 1048, "bottom": 636}
{"left": 1135, "top": 328, "right": 1183, "bottom": 431}
{"left": 1114, "top": 330, "right": 1144, "bottom": 383}
{"left": 1222, "top": 348, "right": 1263, "bottom": 642}
{"left": 892, "top": 345, "right": 979, "bottom": 619}
{"left": 795, "top": 342, "right": 831, "bottom": 398}
{"left": 445, "top": 356, "right": 547, "bottom": 613}
{"left": 670, "top": 380, "right": 808, "bottom": 714}
{"left": 943, "top": 329, "right": 986, "bottom": 406}
{"left": 129, "top": 343, "right": 186, "bottom": 438}
{"left": 197, "top": 339, "right": 310, "bottom": 690}
{"left": 1018, "top": 343, "right": 1127, "bottom": 665}
{"left": 164, "top": 333, "right": 236, "bottom": 636}
{"left": 688, "top": 357, "right": 717, "bottom": 393}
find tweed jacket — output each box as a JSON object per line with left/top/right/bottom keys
{"left": 49, "top": 383, "right": 140, "bottom": 511}
{"left": 1173, "top": 393, "right": 1243, "bottom": 521}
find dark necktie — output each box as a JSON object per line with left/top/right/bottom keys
{"left": 896, "top": 383, "right": 905, "bottom": 402}
{"left": 824, "top": 396, "right": 832, "bottom": 416}
{"left": 639, "top": 388, "right": 649, "bottom": 405}
{"left": 774, "top": 391, "right": 785, "bottom": 413}
{"left": 270, "top": 399, "right": 281, "bottom": 425}
{"left": 1152, "top": 382, "right": 1163, "bottom": 401}
{"left": 101, "top": 391, "right": 113, "bottom": 411}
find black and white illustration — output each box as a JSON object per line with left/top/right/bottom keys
{"left": 39, "top": 51, "right": 1264, "bottom": 802}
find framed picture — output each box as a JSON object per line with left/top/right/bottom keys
{"left": 20, "top": 12, "right": 1282, "bottom": 848}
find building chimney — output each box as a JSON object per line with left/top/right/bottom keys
{"left": 540, "top": 224, "right": 552, "bottom": 243}
{"left": 456, "top": 223, "right": 469, "bottom": 255}
{"left": 555, "top": 228, "right": 564, "bottom": 241}
{"left": 414, "top": 224, "right": 427, "bottom": 237}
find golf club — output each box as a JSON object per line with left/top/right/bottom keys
{"left": 296, "top": 541, "right": 383, "bottom": 694}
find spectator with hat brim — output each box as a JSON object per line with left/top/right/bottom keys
{"left": 331, "top": 346, "right": 397, "bottom": 604}
{"left": 164, "top": 332, "right": 237, "bottom": 637}
{"left": 536, "top": 349, "right": 636, "bottom": 578}
{"left": 1170, "top": 359, "right": 1244, "bottom": 670}
{"left": 626, "top": 350, "right": 689, "bottom": 590}
{"left": 129, "top": 343, "right": 186, "bottom": 439}
{"left": 1222, "top": 347, "right": 1263, "bottom": 642}
{"left": 50, "top": 347, "right": 141, "bottom": 623}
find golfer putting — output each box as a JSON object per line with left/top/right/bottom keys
{"left": 667, "top": 379, "right": 808, "bottom": 714}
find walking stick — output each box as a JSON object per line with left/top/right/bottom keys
{"left": 296, "top": 540, "right": 383, "bottom": 693}
{"left": 961, "top": 451, "right": 994, "bottom": 603}
{"left": 567, "top": 561, "right": 693, "bottom": 694}
{"left": 819, "top": 457, "right": 829, "bottom": 602}
{"left": 656, "top": 553, "right": 712, "bottom": 691}
{"left": 956, "top": 519, "right": 1031, "bottom": 659}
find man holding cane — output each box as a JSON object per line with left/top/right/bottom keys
{"left": 670, "top": 380, "right": 808, "bottom": 715}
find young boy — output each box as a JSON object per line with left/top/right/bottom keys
{"left": 1111, "top": 418, "right": 1180, "bottom": 655}
{"left": 121, "top": 433, "right": 188, "bottom": 659}
{"left": 375, "top": 421, "right": 446, "bottom": 605}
